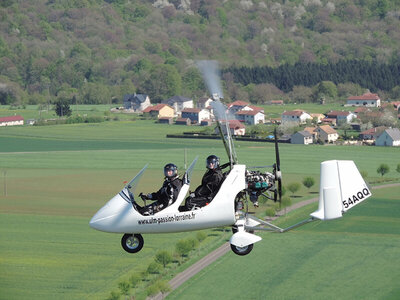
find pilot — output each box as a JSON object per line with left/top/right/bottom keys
{"left": 184, "top": 155, "right": 225, "bottom": 210}
{"left": 139, "top": 163, "right": 183, "bottom": 215}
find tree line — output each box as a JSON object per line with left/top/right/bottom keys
{"left": 226, "top": 60, "right": 400, "bottom": 93}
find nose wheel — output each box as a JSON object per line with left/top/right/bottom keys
{"left": 121, "top": 233, "right": 144, "bottom": 253}
{"left": 230, "top": 243, "right": 253, "bottom": 256}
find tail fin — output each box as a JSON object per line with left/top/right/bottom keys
{"left": 311, "top": 160, "right": 371, "bottom": 221}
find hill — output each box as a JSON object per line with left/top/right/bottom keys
{"left": 1, "top": 0, "right": 400, "bottom": 106}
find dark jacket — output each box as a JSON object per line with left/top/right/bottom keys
{"left": 151, "top": 176, "right": 183, "bottom": 208}
{"left": 194, "top": 167, "right": 224, "bottom": 199}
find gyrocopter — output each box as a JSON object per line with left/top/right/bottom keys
{"left": 89, "top": 61, "right": 372, "bottom": 256}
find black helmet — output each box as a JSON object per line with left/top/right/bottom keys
{"left": 206, "top": 155, "right": 219, "bottom": 169}
{"left": 164, "top": 163, "right": 178, "bottom": 178}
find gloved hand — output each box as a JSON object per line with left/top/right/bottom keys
{"left": 139, "top": 193, "right": 151, "bottom": 200}
{"left": 189, "top": 192, "right": 195, "bottom": 198}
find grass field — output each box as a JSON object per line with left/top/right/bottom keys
{"left": 168, "top": 186, "right": 400, "bottom": 300}
{"left": 0, "top": 117, "right": 399, "bottom": 299}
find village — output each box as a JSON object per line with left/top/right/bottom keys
{"left": 119, "top": 92, "right": 400, "bottom": 147}
{"left": 1, "top": 92, "right": 400, "bottom": 147}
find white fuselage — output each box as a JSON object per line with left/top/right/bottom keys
{"left": 89, "top": 164, "right": 246, "bottom": 234}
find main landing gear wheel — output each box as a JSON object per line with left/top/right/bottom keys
{"left": 121, "top": 233, "right": 144, "bottom": 253}
{"left": 230, "top": 243, "right": 253, "bottom": 256}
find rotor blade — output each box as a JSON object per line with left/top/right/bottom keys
{"left": 183, "top": 156, "right": 198, "bottom": 184}
{"left": 125, "top": 164, "right": 148, "bottom": 193}
{"left": 216, "top": 120, "right": 233, "bottom": 166}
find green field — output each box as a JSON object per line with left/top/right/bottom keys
{"left": 1, "top": 118, "right": 399, "bottom": 299}
{"left": 169, "top": 186, "right": 400, "bottom": 300}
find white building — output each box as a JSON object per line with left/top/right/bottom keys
{"left": 235, "top": 110, "right": 265, "bottom": 125}
{"left": 281, "top": 110, "right": 312, "bottom": 124}
{"left": 0, "top": 115, "right": 24, "bottom": 126}
{"left": 123, "top": 93, "right": 151, "bottom": 112}
{"left": 181, "top": 108, "right": 211, "bottom": 124}
{"left": 347, "top": 93, "right": 381, "bottom": 107}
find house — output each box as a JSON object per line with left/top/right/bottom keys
{"left": 142, "top": 104, "right": 174, "bottom": 119}
{"left": 175, "top": 118, "right": 191, "bottom": 126}
{"left": 162, "top": 96, "right": 193, "bottom": 114}
{"left": 320, "top": 117, "right": 337, "bottom": 126}
{"left": 359, "top": 126, "right": 386, "bottom": 140}
{"left": 347, "top": 93, "right": 381, "bottom": 107}
{"left": 197, "top": 97, "right": 213, "bottom": 109}
{"left": 0, "top": 115, "right": 24, "bottom": 126}
{"left": 354, "top": 107, "right": 370, "bottom": 115}
{"left": 375, "top": 128, "right": 400, "bottom": 146}
{"left": 241, "top": 105, "right": 264, "bottom": 113}
{"left": 281, "top": 110, "right": 312, "bottom": 124}
{"left": 215, "top": 120, "right": 246, "bottom": 136}
{"left": 181, "top": 108, "right": 210, "bottom": 124}
{"left": 310, "top": 113, "right": 325, "bottom": 123}
{"left": 235, "top": 110, "right": 265, "bottom": 125}
{"left": 123, "top": 93, "right": 151, "bottom": 111}
{"left": 304, "top": 127, "right": 318, "bottom": 139}
{"left": 227, "top": 100, "right": 250, "bottom": 114}
{"left": 291, "top": 131, "right": 313, "bottom": 145}
{"left": 315, "top": 125, "right": 339, "bottom": 143}
{"left": 326, "top": 111, "right": 357, "bottom": 124}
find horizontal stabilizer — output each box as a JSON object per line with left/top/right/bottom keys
{"left": 311, "top": 160, "right": 371, "bottom": 221}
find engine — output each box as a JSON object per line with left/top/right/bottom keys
{"left": 245, "top": 170, "right": 275, "bottom": 206}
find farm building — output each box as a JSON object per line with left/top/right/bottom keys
{"left": 175, "top": 118, "right": 191, "bottom": 126}
{"left": 158, "top": 117, "right": 173, "bottom": 125}
{"left": 0, "top": 115, "right": 24, "bottom": 126}
{"left": 375, "top": 128, "right": 400, "bottom": 146}
{"left": 347, "top": 93, "right": 381, "bottom": 107}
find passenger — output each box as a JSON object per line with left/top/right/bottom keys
{"left": 139, "top": 163, "right": 183, "bottom": 215}
{"left": 184, "top": 155, "right": 225, "bottom": 210}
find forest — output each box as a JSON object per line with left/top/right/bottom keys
{"left": 1, "top": 0, "right": 400, "bottom": 107}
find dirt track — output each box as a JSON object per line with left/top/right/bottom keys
{"left": 148, "top": 183, "right": 399, "bottom": 300}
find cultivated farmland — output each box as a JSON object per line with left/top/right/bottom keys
{"left": 1, "top": 120, "right": 399, "bottom": 299}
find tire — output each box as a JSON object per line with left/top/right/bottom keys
{"left": 230, "top": 243, "right": 253, "bottom": 256}
{"left": 121, "top": 234, "right": 144, "bottom": 254}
